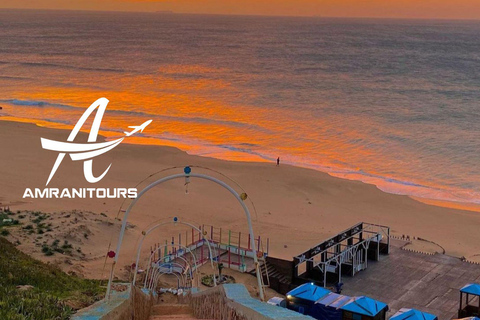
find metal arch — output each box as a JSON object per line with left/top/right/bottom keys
{"left": 151, "top": 263, "right": 186, "bottom": 290}
{"left": 150, "top": 267, "right": 185, "bottom": 291}
{"left": 107, "top": 171, "right": 265, "bottom": 301}
{"left": 149, "top": 261, "right": 188, "bottom": 289}
{"left": 153, "top": 272, "right": 182, "bottom": 292}
{"left": 147, "top": 255, "right": 191, "bottom": 286}
{"left": 145, "top": 252, "right": 193, "bottom": 289}
{"left": 152, "top": 271, "right": 183, "bottom": 292}
{"left": 132, "top": 219, "right": 217, "bottom": 286}
{"left": 142, "top": 244, "right": 198, "bottom": 288}
{"left": 149, "top": 262, "right": 187, "bottom": 291}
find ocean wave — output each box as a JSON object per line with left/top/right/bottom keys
{"left": 194, "top": 141, "right": 480, "bottom": 206}
{"left": 0, "top": 75, "right": 34, "bottom": 80}
{"left": 43, "top": 118, "right": 71, "bottom": 125}
{"left": 150, "top": 136, "right": 465, "bottom": 205}
{"left": 18, "top": 62, "right": 125, "bottom": 73}
{"left": 0, "top": 99, "right": 77, "bottom": 110}
{"left": 213, "top": 143, "right": 273, "bottom": 161}
{"left": 1, "top": 98, "right": 269, "bottom": 132}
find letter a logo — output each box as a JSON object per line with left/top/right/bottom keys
{"left": 40, "top": 98, "right": 152, "bottom": 186}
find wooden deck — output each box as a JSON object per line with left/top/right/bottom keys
{"left": 340, "top": 239, "right": 480, "bottom": 320}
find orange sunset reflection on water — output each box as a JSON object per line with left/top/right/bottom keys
{"left": 0, "top": 67, "right": 274, "bottom": 162}
{"left": 2, "top": 66, "right": 477, "bottom": 214}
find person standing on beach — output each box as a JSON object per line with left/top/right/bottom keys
{"left": 276, "top": 157, "right": 280, "bottom": 166}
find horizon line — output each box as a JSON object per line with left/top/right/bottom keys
{"left": 1, "top": 7, "right": 480, "bottom": 22}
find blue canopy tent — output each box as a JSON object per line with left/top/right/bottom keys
{"left": 390, "top": 308, "right": 437, "bottom": 320}
{"left": 286, "top": 283, "right": 331, "bottom": 315}
{"left": 341, "top": 296, "right": 388, "bottom": 320}
{"left": 286, "top": 283, "right": 388, "bottom": 320}
{"left": 459, "top": 284, "right": 480, "bottom": 318}
{"left": 314, "top": 292, "right": 352, "bottom": 320}
{"left": 462, "top": 284, "right": 480, "bottom": 296}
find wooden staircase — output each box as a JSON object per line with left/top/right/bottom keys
{"left": 262, "top": 260, "right": 290, "bottom": 285}
{"left": 251, "top": 259, "right": 290, "bottom": 286}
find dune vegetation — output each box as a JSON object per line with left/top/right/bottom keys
{"left": 0, "top": 213, "right": 104, "bottom": 320}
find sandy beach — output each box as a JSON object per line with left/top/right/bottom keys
{"left": 1, "top": 120, "right": 480, "bottom": 281}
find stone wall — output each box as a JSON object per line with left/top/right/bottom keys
{"left": 72, "top": 284, "right": 155, "bottom": 320}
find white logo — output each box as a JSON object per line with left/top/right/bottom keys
{"left": 40, "top": 97, "right": 152, "bottom": 186}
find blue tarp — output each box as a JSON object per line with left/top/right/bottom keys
{"left": 287, "top": 283, "right": 331, "bottom": 302}
{"left": 341, "top": 296, "right": 388, "bottom": 317}
{"left": 390, "top": 308, "right": 437, "bottom": 320}
{"left": 461, "top": 284, "right": 480, "bottom": 296}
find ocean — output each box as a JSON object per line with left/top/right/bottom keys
{"left": 0, "top": 10, "right": 479, "bottom": 207}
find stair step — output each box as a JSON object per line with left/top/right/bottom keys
{"left": 256, "top": 260, "right": 293, "bottom": 285}
{"left": 151, "top": 304, "right": 193, "bottom": 316}
{"left": 150, "top": 316, "right": 196, "bottom": 320}
{"left": 150, "top": 318, "right": 216, "bottom": 320}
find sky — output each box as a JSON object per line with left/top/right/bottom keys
{"left": 1, "top": 0, "right": 480, "bottom": 20}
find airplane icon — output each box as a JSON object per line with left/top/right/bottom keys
{"left": 124, "top": 120, "right": 152, "bottom": 137}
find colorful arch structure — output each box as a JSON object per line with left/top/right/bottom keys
{"left": 106, "top": 167, "right": 265, "bottom": 301}
{"left": 132, "top": 219, "right": 218, "bottom": 288}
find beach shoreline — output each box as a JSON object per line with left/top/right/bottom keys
{"left": 1, "top": 119, "right": 480, "bottom": 279}
{"left": 2, "top": 116, "right": 479, "bottom": 214}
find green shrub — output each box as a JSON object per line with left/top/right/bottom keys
{"left": 62, "top": 241, "right": 72, "bottom": 250}
{"left": 0, "top": 237, "right": 104, "bottom": 319}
